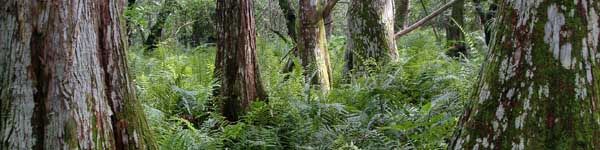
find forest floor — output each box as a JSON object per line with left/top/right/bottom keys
{"left": 129, "top": 29, "right": 485, "bottom": 149}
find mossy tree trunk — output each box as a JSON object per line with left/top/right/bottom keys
{"left": 344, "top": 0, "right": 398, "bottom": 77}
{"left": 144, "top": 0, "right": 176, "bottom": 52}
{"left": 445, "top": 0, "right": 466, "bottom": 57}
{"left": 450, "top": 0, "right": 600, "bottom": 149}
{"left": 215, "top": 0, "right": 267, "bottom": 122}
{"left": 298, "top": 0, "right": 336, "bottom": 93}
{"left": 0, "top": 0, "right": 157, "bottom": 149}
{"left": 395, "top": 0, "right": 411, "bottom": 30}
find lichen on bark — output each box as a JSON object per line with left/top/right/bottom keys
{"left": 450, "top": 0, "right": 600, "bottom": 149}
{"left": 344, "top": 0, "right": 398, "bottom": 78}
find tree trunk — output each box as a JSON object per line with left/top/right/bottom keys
{"left": 298, "top": 0, "right": 334, "bottom": 93}
{"left": 144, "top": 0, "right": 176, "bottom": 52}
{"left": 0, "top": 1, "right": 157, "bottom": 149}
{"left": 215, "top": 0, "right": 267, "bottom": 122}
{"left": 395, "top": 0, "right": 411, "bottom": 30}
{"left": 445, "top": 0, "right": 466, "bottom": 57}
{"left": 450, "top": 0, "right": 600, "bottom": 149}
{"left": 344, "top": 0, "right": 398, "bottom": 77}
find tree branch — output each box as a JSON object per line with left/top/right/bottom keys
{"left": 394, "top": 0, "right": 459, "bottom": 39}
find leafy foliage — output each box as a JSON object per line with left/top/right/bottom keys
{"left": 127, "top": 0, "right": 486, "bottom": 149}
{"left": 130, "top": 28, "right": 484, "bottom": 149}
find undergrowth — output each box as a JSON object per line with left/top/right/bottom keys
{"left": 129, "top": 29, "right": 485, "bottom": 150}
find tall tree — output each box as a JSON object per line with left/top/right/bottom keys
{"left": 450, "top": 0, "right": 600, "bottom": 149}
{"left": 395, "top": 0, "right": 411, "bottom": 30}
{"left": 0, "top": 0, "right": 157, "bottom": 149}
{"left": 144, "top": 0, "right": 177, "bottom": 52}
{"left": 344, "top": 0, "right": 398, "bottom": 77}
{"left": 445, "top": 0, "right": 466, "bottom": 57}
{"left": 215, "top": 0, "right": 267, "bottom": 122}
{"left": 297, "top": 0, "right": 338, "bottom": 93}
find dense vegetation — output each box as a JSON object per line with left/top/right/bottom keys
{"left": 3, "top": 0, "right": 598, "bottom": 149}
{"left": 126, "top": 1, "right": 487, "bottom": 149}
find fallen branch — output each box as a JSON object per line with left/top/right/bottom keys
{"left": 394, "top": 0, "right": 459, "bottom": 39}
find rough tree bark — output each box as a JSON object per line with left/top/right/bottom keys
{"left": 144, "top": 0, "right": 176, "bottom": 52}
{"left": 344, "top": 0, "right": 398, "bottom": 77}
{"left": 395, "top": 0, "right": 411, "bottom": 30}
{"left": 297, "top": 0, "right": 337, "bottom": 93}
{"left": 445, "top": 0, "right": 466, "bottom": 57}
{"left": 215, "top": 0, "right": 267, "bottom": 122}
{"left": 0, "top": 0, "right": 157, "bottom": 149}
{"left": 450, "top": 0, "right": 600, "bottom": 149}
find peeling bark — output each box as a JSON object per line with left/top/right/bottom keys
{"left": 451, "top": 0, "right": 600, "bottom": 149}
{"left": 215, "top": 0, "right": 267, "bottom": 122}
{"left": 344, "top": 0, "right": 398, "bottom": 77}
{"left": 0, "top": 0, "right": 157, "bottom": 149}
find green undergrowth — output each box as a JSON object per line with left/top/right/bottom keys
{"left": 129, "top": 29, "right": 485, "bottom": 150}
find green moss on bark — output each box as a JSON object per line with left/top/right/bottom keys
{"left": 450, "top": 0, "right": 600, "bottom": 149}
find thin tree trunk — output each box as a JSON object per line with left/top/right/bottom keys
{"left": 298, "top": 0, "right": 336, "bottom": 93}
{"left": 215, "top": 0, "right": 267, "bottom": 122}
{"left": 144, "top": 0, "right": 176, "bottom": 52}
{"left": 450, "top": 0, "right": 600, "bottom": 149}
{"left": 395, "top": 0, "right": 411, "bottom": 30}
{"left": 0, "top": 1, "right": 157, "bottom": 149}
{"left": 344, "top": 0, "right": 398, "bottom": 77}
{"left": 445, "top": 0, "right": 466, "bottom": 57}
